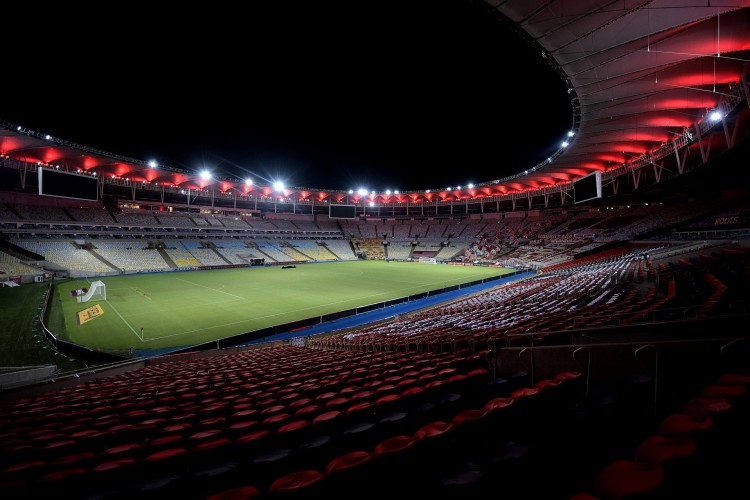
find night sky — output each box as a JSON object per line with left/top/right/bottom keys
{"left": 2, "top": 1, "right": 572, "bottom": 193}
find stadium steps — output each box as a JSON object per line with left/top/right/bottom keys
{"left": 252, "top": 246, "right": 278, "bottom": 263}
{"left": 87, "top": 248, "right": 120, "bottom": 273}
{"left": 316, "top": 242, "right": 340, "bottom": 260}
{"left": 209, "top": 246, "right": 233, "bottom": 265}
{"left": 157, "top": 248, "right": 178, "bottom": 269}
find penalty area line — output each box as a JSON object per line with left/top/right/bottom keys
{"left": 85, "top": 279, "right": 142, "bottom": 342}
{"left": 106, "top": 299, "right": 143, "bottom": 343}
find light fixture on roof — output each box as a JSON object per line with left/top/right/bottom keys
{"left": 709, "top": 110, "right": 723, "bottom": 122}
{"left": 357, "top": 188, "right": 367, "bottom": 196}
{"left": 394, "top": 190, "right": 399, "bottom": 194}
{"left": 148, "top": 160, "right": 158, "bottom": 168}
{"left": 561, "top": 141, "right": 569, "bottom": 148}
{"left": 45, "top": 135, "right": 52, "bottom": 140}
{"left": 385, "top": 189, "right": 392, "bottom": 195}
{"left": 348, "top": 189, "right": 354, "bottom": 194}
{"left": 467, "top": 183, "right": 474, "bottom": 189}
{"left": 273, "top": 181, "right": 285, "bottom": 192}
{"left": 567, "top": 131, "right": 575, "bottom": 137}
{"left": 426, "top": 189, "right": 431, "bottom": 193}
{"left": 245, "top": 178, "right": 253, "bottom": 186}
{"left": 200, "top": 170, "right": 212, "bottom": 180}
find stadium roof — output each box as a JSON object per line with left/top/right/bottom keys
{"left": 1, "top": 1, "right": 749, "bottom": 205}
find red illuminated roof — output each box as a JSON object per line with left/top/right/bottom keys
{"left": 1, "top": 2, "right": 749, "bottom": 204}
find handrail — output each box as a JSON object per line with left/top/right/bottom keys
{"left": 720, "top": 338, "right": 746, "bottom": 358}
{"left": 573, "top": 346, "right": 591, "bottom": 399}
{"left": 634, "top": 344, "right": 658, "bottom": 414}
{"left": 518, "top": 347, "right": 535, "bottom": 386}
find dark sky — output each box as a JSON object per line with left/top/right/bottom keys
{"left": 2, "top": 1, "right": 572, "bottom": 193}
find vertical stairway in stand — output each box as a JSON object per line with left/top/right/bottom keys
{"left": 156, "top": 247, "right": 178, "bottom": 269}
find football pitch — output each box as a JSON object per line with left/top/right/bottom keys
{"left": 48, "top": 261, "right": 512, "bottom": 352}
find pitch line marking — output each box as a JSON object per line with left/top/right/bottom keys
{"left": 86, "top": 279, "right": 143, "bottom": 342}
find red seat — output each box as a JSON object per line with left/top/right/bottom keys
{"left": 682, "top": 397, "right": 732, "bottom": 418}
{"left": 206, "top": 485, "right": 262, "bottom": 500}
{"left": 275, "top": 420, "right": 311, "bottom": 444}
{"left": 267, "top": 469, "right": 326, "bottom": 495}
{"left": 634, "top": 435, "right": 696, "bottom": 464}
{"left": 293, "top": 405, "right": 320, "bottom": 418}
{"left": 659, "top": 413, "right": 714, "bottom": 437}
{"left": 37, "top": 467, "right": 88, "bottom": 492}
{"left": 323, "top": 449, "right": 376, "bottom": 499}
{"left": 234, "top": 429, "right": 272, "bottom": 455}
{"left": 312, "top": 411, "right": 344, "bottom": 432}
{"left": 226, "top": 420, "right": 260, "bottom": 439}
{"left": 263, "top": 413, "right": 292, "bottom": 430}
{"left": 593, "top": 460, "right": 665, "bottom": 499}
{"left": 324, "top": 450, "right": 373, "bottom": 475}
{"left": 100, "top": 442, "right": 142, "bottom": 460}
{"left": 372, "top": 435, "right": 416, "bottom": 457}
{"left": 345, "top": 402, "right": 376, "bottom": 423}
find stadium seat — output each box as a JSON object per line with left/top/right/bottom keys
{"left": 592, "top": 460, "right": 665, "bottom": 499}
{"left": 206, "top": 485, "right": 262, "bottom": 500}
{"left": 266, "top": 469, "right": 327, "bottom": 498}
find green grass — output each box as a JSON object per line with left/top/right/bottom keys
{"left": 48, "top": 261, "right": 511, "bottom": 352}
{"left": 0, "top": 282, "right": 88, "bottom": 371}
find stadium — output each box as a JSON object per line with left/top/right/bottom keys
{"left": 1, "top": 1, "right": 750, "bottom": 499}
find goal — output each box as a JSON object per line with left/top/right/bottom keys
{"left": 77, "top": 281, "right": 106, "bottom": 303}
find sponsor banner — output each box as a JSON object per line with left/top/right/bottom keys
{"left": 77, "top": 304, "right": 104, "bottom": 325}
{"left": 713, "top": 216, "right": 741, "bottom": 226}
{"left": 9, "top": 275, "right": 22, "bottom": 285}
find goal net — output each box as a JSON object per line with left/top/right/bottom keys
{"left": 77, "top": 281, "right": 106, "bottom": 303}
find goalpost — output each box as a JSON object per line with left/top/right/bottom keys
{"left": 77, "top": 281, "right": 106, "bottom": 303}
